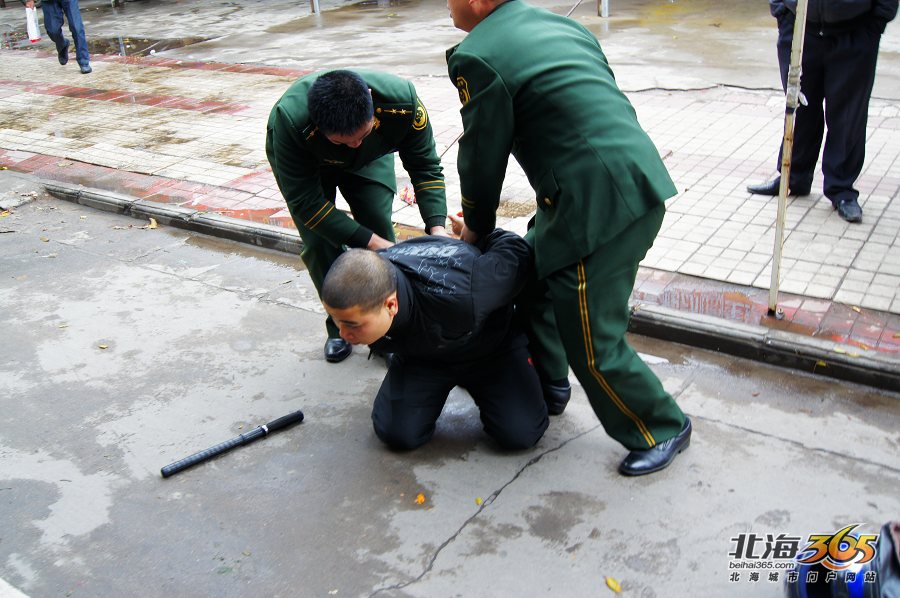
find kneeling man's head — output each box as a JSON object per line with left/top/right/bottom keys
{"left": 322, "top": 249, "right": 398, "bottom": 346}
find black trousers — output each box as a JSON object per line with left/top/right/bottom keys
{"left": 371, "top": 343, "right": 549, "bottom": 451}
{"left": 776, "top": 18, "right": 882, "bottom": 203}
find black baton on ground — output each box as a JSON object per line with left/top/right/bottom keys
{"left": 161, "top": 409, "right": 304, "bottom": 478}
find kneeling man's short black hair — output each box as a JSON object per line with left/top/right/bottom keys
{"left": 307, "top": 70, "right": 374, "bottom": 136}
{"left": 322, "top": 249, "right": 397, "bottom": 312}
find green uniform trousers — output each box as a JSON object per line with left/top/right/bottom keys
{"left": 300, "top": 158, "right": 397, "bottom": 339}
{"left": 523, "top": 204, "right": 685, "bottom": 450}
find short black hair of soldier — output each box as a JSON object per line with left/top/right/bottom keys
{"left": 322, "top": 249, "right": 397, "bottom": 312}
{"left": 307, "top": 70, "right": 374, "bottom": 136}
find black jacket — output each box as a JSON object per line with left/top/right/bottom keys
{"left": 771, "top": 0, "right": 898, "bottom": 33}
{"left": 369, "top": 230, "right": 531, "bottom": 364}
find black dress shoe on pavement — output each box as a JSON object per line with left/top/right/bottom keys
{"left": 58, "top": 41, "right": 70, "bottom": 65}
{"left": 618, "top": 417, "right": 692, "bottom": 476}
{"left": 834, "top": 198, "right": 862, "bottom": 223}
{"left": 542, "top": 380, "right": 571, "bottom": 415}
{"left": 80, "top": 64, "right": 92, "bottom": 74}
{"left": 324, "top": 338, "right": 352, "bottom": 363}
{"left": 746, "top": 177, "right": 809, "bottom": 197}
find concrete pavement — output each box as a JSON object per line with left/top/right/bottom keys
{"left": 1, "top": 173, "right": 899, "bottom": 597}
{"left": 1, "top": 0, "right": 898, "bottom": 388}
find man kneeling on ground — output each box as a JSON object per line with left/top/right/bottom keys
{"left": 321, "top": 230, "right": 549, "bottom": 450}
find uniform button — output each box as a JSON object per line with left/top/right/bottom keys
{"left": 376, "top": 107, "right": 382, "bottom": 113}
{"left": 543, "top": 197, "right": 553, "bottom": 207}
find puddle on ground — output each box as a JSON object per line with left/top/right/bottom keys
{"left": 1, "top": 30, "right": 30, "bottom": 51}
{"left": 85, "top": 35, "right": 211, "bottom": 57}
{"left": 265, "top": 0, "right": 436, "bottom": 34}
{"left": 354, "top": 0, "right": 415, "bottom": 6}
{"left": 184, "top": 234, "right": 305, "bottom": 269}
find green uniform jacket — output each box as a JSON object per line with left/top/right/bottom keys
{"left": 447, "top": 0, "right": 677, "bottom": 278}
{"left": 266, "top": 70, "right": 447, "bottom": 248}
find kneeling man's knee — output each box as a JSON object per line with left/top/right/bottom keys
{"left": 372, "top": 419, "right": 433, "bottom": 451}
{"left": 490, "top": 418, "right": 548, "bottom": 451}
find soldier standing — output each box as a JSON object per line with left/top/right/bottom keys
{"left": 445, "top": 0, "right": 691, "bottom": 475}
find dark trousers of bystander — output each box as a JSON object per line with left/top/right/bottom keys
{"left": 775, "top": 16, "right": 882, "bottom": 204}
{"left": 41, "top": 0, "right": 90, "bottom": 69}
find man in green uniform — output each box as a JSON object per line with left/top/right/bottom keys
{"left": 446, "top": 0, "right": 691, "bottom": 475}
{"left": 266, "top": 70, "right": 449, "bottom": 362}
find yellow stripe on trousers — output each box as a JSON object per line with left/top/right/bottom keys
{"left": 576, "top": 261, "right": 656, "bottom": 447}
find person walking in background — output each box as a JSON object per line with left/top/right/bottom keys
{"left": 25, "top": 0, "right": 92, "bottom": 74}
{"left": 747, "top": 0, "right": 898, "bottom": 223}
{"left": 445, "top": 0, "right": 691, "bottom": 476}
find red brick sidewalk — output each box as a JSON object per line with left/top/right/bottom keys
{"left": 2, "top": 50, "right": 898, "bottom": 357}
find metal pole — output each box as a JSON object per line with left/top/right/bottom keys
{"left": 768, "top": 0, "right": 808, "bottom": 315}
{"left": 310, "top": 0, "right": 320, "bottom": 14}
{"left": 600, "top": 0, "right": 609, "bottom": 18}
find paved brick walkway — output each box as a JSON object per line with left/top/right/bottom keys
{"left": 1, "top": 48, "right": 898, "bottom": 355}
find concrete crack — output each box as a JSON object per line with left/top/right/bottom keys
{"left": 368, "top": 423, "right": 602, "bottom": 597}
{"left": 694, "top": 414, "right": 900, "bottom": 475}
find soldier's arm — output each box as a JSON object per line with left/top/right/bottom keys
{"left": 266, "top": 109, "right": 375, "bottom": 249}
{"left": 447, "top": 50, "right": 514, "bottom": 242}
{"left": 471, "top": 229, "right": 533, "bottom": 313}
{"left": 395, "top": 94, "right": 449, "bottom": 235}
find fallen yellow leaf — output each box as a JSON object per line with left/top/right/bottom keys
{"left": 605, "top": 576, "right": 622, "bottom": 593}
{"left": 58, "top": 323, "right": 68, "bottom": 329}
{"left": 98, "top": 344, "right": 108, "bottom": 350}
{"left": 833, "top": 347, "right": 846, "bottom": 354}
{"left": 0, "top": 211, "right": 9, "bottom": 218}
{"left": 475, "top": 497, "right": 483, "bottom": 506}
{"left": 815, "top": 360, "right": 828, "bottom": 368}
{"left": 851, "top": 306, "right": 861, "bottom": 313}
{"left": 148, "top": 217, "right": 158, "bottom": 229}
{"left": 40, "top": 236, "right": 49, "bottom": 242}
{"left": 414, "top": 493, "right": 425, "bottom": 505}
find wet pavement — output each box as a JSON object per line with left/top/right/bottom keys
{"left": 2, "top": 0, "right": 899, "bottom": 382}
{"left": 1, "top": 179, "right": 899, "bottom": 597}
{"left": 1, "top": 2, "right": 900, "bottom": 594}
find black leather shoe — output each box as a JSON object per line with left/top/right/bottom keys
{"left": 746, "top": 176, "right": 809, "bottom": 196}
{"left": 618, "top": 417, "right": 692, "bottom": 476}
{"left": 58, "top": 41, "right": 70, "bottom": 65}
{"left": 834, "top": 198, "right": 862, "bottom": 223}
{"left": 324, "top": 338, "right": 352, "bottom": 363}
{"left": 542, "top": 380, "right": 571, "bottom": 415}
